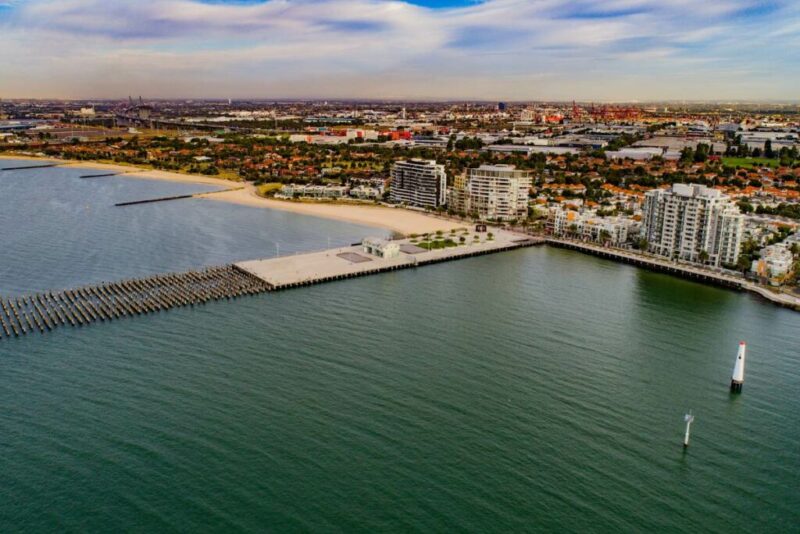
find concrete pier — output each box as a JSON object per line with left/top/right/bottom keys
{"left": 0, "top": 230, "right": 541, "bottom": 340}
{"left": 237, "top": 230, "right": 543, "bottom": 290}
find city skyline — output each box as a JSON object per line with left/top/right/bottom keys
{"left": 1, "top": 0, "right": 798, "bottom": 101}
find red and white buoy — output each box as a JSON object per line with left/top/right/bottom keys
{"left": 730, "top": 341, "right": 746, "bottom": 393}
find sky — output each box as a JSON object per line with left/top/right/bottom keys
{"left": 0, "top": 0, "right": 798, "bottom": 101}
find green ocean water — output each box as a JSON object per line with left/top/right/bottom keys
{"left": 1, "top": 163, "right": 799, "bottom": 532}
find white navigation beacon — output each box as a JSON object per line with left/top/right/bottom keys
{"left": 731, "top": 341, "right": 746, "bottom": 393}
{"left": 683, "top": 411, "right": 695, "bottom": 448}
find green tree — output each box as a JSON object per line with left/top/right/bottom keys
{"left": 737, "top": 254, "right": 752, "bottom": 273}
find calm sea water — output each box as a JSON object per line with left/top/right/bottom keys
{"left": 1, "top": 162, "right": 799, "bottom": 532}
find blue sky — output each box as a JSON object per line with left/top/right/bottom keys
{"left": 0, "top": 0, "right": 798, "bottom": 100}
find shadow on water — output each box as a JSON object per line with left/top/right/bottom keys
{"left": 635, "top": 269, "right": 738, "bottom": 314}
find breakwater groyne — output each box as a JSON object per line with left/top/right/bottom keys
{"left": 0, "top": 163, "right": 62, "bottom": 172}
{"left": 115, "top": 194, "right": 195, "bottom": 207}
{"left": 80, "top": 172, "right": 124, "bottom": 179}
{"left": 0, "top": 265, "right": 271, "bottom": 340}
{"left": 115, "top": 187, "right": 246, "bottom": 207}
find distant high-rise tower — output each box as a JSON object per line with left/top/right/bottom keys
{"left": 498, "top": 102, "right": 507, "bottom": 112}
{"left": 401, "top": 107, "right": 407, "bottom": 120}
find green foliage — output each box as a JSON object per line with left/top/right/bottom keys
{"left": 454, "top": 137, "right": 483, "bottom": 150}
{"left": 755, "top": 203, "right": 800, "bottom": 220}
{"left": 416, "top": 239, "right": 457, "bottom": 250}
{"left": 722, "top": 157, "right": 780, "bottom": 169}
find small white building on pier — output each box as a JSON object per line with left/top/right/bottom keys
{"left": 362, "top": 238, "right": 400, "bottom": 259}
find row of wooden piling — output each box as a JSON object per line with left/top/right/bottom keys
{"left": 0, "top": 265, "right": 273, "bottom": 341}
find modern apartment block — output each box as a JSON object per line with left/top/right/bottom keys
{"left": 389, "top": 159, "right": 446, "bottom": 208}
{"left": 641, "top": 183, "right": 744, "bottom": 267}
{"left": 465, "top": 164, "right": 531, "bottom": 221}
{"left": 447, "top": 173, "right": 470, "bottom": 214}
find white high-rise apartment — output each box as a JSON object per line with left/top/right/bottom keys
{"left": 641, "top": 183, "right": 744, "bottom": 267}
{"left": 467, "top": 164, "right": 531, "bottom": 221}
{"left": 389, "top": 159, "right": 447, "bottom": 208}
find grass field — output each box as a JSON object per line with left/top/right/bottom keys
{"left": 722, "top": 157, "right": 780, "bottom": 169}
{"left": 416, "top": 239, "right": 458, "bottom": 250}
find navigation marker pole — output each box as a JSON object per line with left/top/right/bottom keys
{"left": 731, "top": 341, "right": 746, "bottom": 393}
{"left": 683, "top": 412, "right": 695, "bottom": 448}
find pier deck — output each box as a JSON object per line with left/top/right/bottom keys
{"left": 237, "top": 230, "right": 542, "bottom": 290}
{"left": 0, "top": 230, "right": 542, "bottom": 341}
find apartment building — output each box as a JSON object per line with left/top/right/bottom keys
{"left": 465, "top": 164, "right": 531, "bottom": 221}
{"left": 389, "top": 159, "right": 447, "bottom": 208}
{"left": 641, "top": 183, "right": 744, "bottom": 267}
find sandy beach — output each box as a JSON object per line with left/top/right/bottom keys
{"left": 0, "top": 155, "right": 461, "bottom": 234}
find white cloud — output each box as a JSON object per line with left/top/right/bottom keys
{"left": 0, "top": 0, "right": 797, "bottom": 100}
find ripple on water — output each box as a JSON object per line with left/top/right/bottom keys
{"left": 1, "top": 170, "right": 800, "bottom": 531}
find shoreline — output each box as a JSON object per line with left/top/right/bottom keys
{"left": 0, "top": 154, "right": 462, "bottom": 235}
{"left": 3, "top": 154, "right": 797, "bottom": 311}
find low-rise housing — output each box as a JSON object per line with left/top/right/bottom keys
{"left": 547, "top": 207, "right": 637, "bottom": 246}
{"left": 349, "top": 185, "right": 382, "bottom": 200}
{"left": 751, "top": 244, "right": 795, "bottom": 285}
{"left": 277, "top": 184, "right": 348, "bottom": 199}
